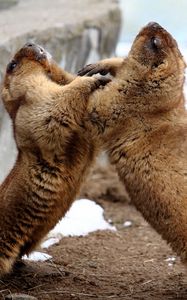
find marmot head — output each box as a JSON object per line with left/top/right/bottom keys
{"left": 4, "top": 43, "right": 52, "bottom": 88}
{"left": 125, "top": 22, "right": 186, "bottom": 113}
{"left": 129, "top": 22, "right": 185, "bottom": 73}
{"left": 1, "top": 43, "right": 53, "bottom": 119}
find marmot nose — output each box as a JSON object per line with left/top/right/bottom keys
{"left": 24, "top": 42, "right": 36, "bottom": 48}
{"left": 24, "top": 43, "right": 45, "bottom": 55}
{"left": 147, "top": 22, "right": 163, "bottom": 29}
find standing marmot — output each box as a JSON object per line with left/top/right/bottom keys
{"left": 0, "top": 43, "right": 109, "bottom": 277}
{"left": 78, "top": 22, "right": 187, "bottom": 262}
{"left": 2, "top": 21, "right": 187, "bottom": 274}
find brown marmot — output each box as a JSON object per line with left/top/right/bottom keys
{"left": 78, "top": 22, "right": 187, "bottom": 262}
{"left": 2, "top": 21, "right": 187, "bottom": 275}
{"left": 0, "top": 43, "right": 109, "bottom": 277}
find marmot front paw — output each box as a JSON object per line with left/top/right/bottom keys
{"left": 93, "top": 75, "right": 111, "bottom": 88}
{"left": 77, "top": 64, "right": 109, "bottom": 77}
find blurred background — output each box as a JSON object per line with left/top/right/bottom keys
{"left": 0, "top": 0, "right": 187, "bottom": 181}
{"left": 117, "top": 0, "right": 187, "bottom": 56}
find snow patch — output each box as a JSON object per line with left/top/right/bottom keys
{"left": 23, "top": 251, "right": 52, "bottom": 261}
{"left": 27, "top": 199, "right": 115, "bottom": 261}
{"left": 165, "top": 256, "right": 176, "bottom": 263}
{"left": 47, "top": 199, "right": 116, "bottom": 239}
{"left": 165, "top": 256, "right": 176, "bottom": 267}
{"left": 40, "top": 199, "right": 116, "bottom": 251}
{"left": 41, "top": 237, "right": 60, "bottom": 249}
{"left": 123, "top": 220, "right": 132, "bottom": 228}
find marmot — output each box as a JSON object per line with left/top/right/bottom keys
{"left": 78, "top": 22, "right": 187, "bottom": 262}
{"left": 2, "top": 21, "right": 187, "bottom": 274}
{"left": 0, "top": 43, "right": 109, "bottom": 276}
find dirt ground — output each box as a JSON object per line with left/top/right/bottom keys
{"left": 0, "top": 159, "right": 187, "bottom": 300}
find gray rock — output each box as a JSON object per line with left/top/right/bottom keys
{"left": 0, "top": 0, "right": 121, "bottom": 78}
{"left": 5, "top": 293, "right": 37, "bottom": 300}
{"left": 0, "top": 0, "right": 18, "bottom": 11}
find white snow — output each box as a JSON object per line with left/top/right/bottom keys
{"left": 165, "top": 256, "right": 176, "bottom": 267}
{"left": 23, "top": 251, "right": 52, "bottom": 262}
{"left": 123, "top": 220, "right": 132, "bottom": 228}
{"left": 47, "top": 199, "right": 116, "bottom": 239}
{"left": 25, "top": 199, "right": 116, "bottom": 261}
{"left": 165, "top": 256, "right": 176, "bottom": 262}
{"left": 41, "top": 237, "right": 60, "bottom": 249}
{"left": 25, "top": 199, "right": 115, "bottom": 261}
{"left": 168, "top": 263, "right": 173, "bottom": 267}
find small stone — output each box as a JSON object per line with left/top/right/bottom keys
{"left": 5, "top": 294, "right": 38, "bottom": 300}
{"left": 88, "top": 261, "right": 97, "bottom": 268}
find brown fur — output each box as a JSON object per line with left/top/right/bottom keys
{"left": 2, "top": 21, "right": 187, "bottom": 277}
{"left": 0, "top": 43, "right": 109, "bottom": 277}
{"left": 33, "top": 23, "right": 187, "bottom": 263}
{"left": 78, "top": 22, "right": 187, "bottom": 262}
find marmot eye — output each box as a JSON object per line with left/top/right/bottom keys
{"left": 150, "top": 37, "right": 161, "bottom": 50}
{"left": 6, "top": 60, "right": 17, "bottom": 73}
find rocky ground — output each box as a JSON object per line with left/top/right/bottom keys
{"left": 0, "top": 161, "right": 187, "bottom": 300}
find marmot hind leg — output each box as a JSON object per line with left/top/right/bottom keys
{"left": 0, "top": 255, "right": 16, "bottom": 277}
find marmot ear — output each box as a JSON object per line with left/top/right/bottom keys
{"left": 7, "top": 60, "right": 17, "bottom": 73}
